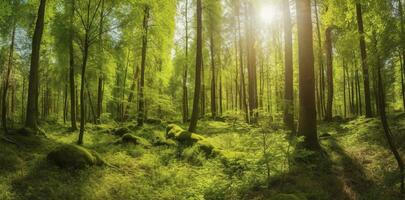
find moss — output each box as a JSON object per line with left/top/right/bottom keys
{"left": 145, "top": 118, "right": 162, "bottom": 125}
{"left": 196, "top": 140, "right": 219, "bottom": 156}
{"left": 165, "top": 124, "right": 205, "bottom": 144}
{"left": 271, "top": 193, "right": 305, "bottom": 200}
{"left": 0, "top": 148, "right": 23, "bottom": 173}
{"left": 121, "top": 134, "right": 151, "bottom": 147}
{"left": 47, "top": 144, "right": 103, "bottom": 169}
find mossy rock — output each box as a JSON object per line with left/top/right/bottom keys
{"left": 0, "top": 148, "right": 23, "bottom": 173}
{"left": 112, "top": 127, "right": 130, "bottom": 136}
{"left": 166, "top": 124, "right": 205, "bottom": 144}
{"left": 196, "top": 140, "right": 219, "bottom": 156}
{"left": 47, "top": 144, "right": 104, "bottom": 169}
{"left": 120, "top": 134, "right": 151, "bottom": 146}
{"left": 271, "top": 193, "right": 305, "bottom": 200}
{"left": 153, "top": 138, "right": 177, "bottom": 146}
{"left": 166, "top": 124, "right": 184, "bottom": 138}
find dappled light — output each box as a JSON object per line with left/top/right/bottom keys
{"left": 0, "top": 0, "right": 405, "bottom": 199}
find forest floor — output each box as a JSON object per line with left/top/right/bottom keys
{"left": 1, "top": 113, "right": 405, "bottom": 200}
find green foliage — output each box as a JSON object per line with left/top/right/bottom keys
{"left": 47, "top": 144, "right": 104, "bottom": 169}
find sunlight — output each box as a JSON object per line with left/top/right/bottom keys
{"left": 259, "top": 5, "right": 279, "bottom": 24}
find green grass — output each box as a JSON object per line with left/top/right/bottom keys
{"left": 1, "top": 115, "right": 405, "bottom": 199}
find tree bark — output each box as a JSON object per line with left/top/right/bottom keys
{"left": 2, "top": 23, "right": 16, "bottom": 131}
{"left": 325, "top": 27, "right": 334, "bottom": 121}
{"left": 182, "top": 0, "right": 189, "bottom": 123}
{"left": 296, "top": 0, "right": 320, "bottom": 150}
{"left": 283, "top": 0, "right": 294, "bottom": 133}
{"left": 188, "top": 0, "right": 203, "bottom": 132}
{"left": 137, "top": 6, "right": 150, "bottom": 127}
{"left": 26, "top": 0, "right": 46, "bottom": 130}
{"left": 356, "top": 3, "right": 373, "bottom": 117}
{"left": 210, "top": 32, "right": 217, "bottom": 118}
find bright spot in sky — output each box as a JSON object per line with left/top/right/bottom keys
{"left": 260, "top": 5, "right": 279, "bottom": 24}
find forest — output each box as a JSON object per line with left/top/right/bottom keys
{"left": 0, "top": 0, "right": 405, "bottom": 199}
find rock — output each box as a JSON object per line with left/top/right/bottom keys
{"left": 112, "top": 127, "right": 130, "bottom": 136}
{"left": 120, "top": 134, "right": 151, "bottom": 146}
{"left": 166, "top": 124, "right": 205, "bottom": 145}
{"left": 47, "top": 144, "right": 103, "bottom": 169}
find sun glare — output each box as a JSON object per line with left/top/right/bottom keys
{"left": 260, "top": 5, "right": 279, "bottom": 24}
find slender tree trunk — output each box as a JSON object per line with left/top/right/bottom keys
{"left": 137, "top": 6, "right": 150, "bottom": 127}
{"left": 283, "top": 0, "right": 294, "bottom": 133}
{"left": 376, "top": 46, "right": 405, "bottom": 193}
{"left": 356, "top": 3, "right": 372, "bottom": 117}
{"left": 343, "top": 60, "right": 347, "bottom": 118}
{"left": 400, "top": 53, "right": 405, "bottom": 111}
{"left": 26, "top": 0, "right": 46, "bottom": 130}
{"left": 69, "top": 0, "right": 77, "bottom": 131}
{"left": 188, "top": 0, "right": 203, "bottom": 132}
{"left": 96, "top": 0, "right": 105, "bottom": 122}
{"left": 314, "top": 0, "right": 325, "bottom": 118}
{"left": 2, "top": 24, "right": 16, "bottom": 131}
{"left": 237, "top": 1, "right": 249, "bottom": 123}
{"left": 210, "top": 32, "right": 217, "bottom": 118}
{"left": 78, "top": 35, "right": 89, "bottom": 145}
{"left": 182, "top": 0, "right": 189, "bottom": 123}
{"left": 325, "top": 27, "right": 334, "bottom": 121}
{"left": 296, "top": 0, "right": 320, "bottom": 150}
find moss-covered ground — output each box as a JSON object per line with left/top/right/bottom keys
{"left": 1, "top": 113, "right": 405, "bottom": 199}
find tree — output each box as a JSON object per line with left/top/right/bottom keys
{"left": 283, "top": 0, "right": 294, "bottom": 133}
{"left": 76, "top": 0, "right": 104, "bottom": 145}
{"left": 355, "top": 2, "right": 373, "bottom": 117}
{"left": 188, "top": 0, "right": 203, "bottom": 132}
{"left": 296, "top": 0, "right": 321, "bottom": 150}
{"left": 137, "top": 5, "right": 151, "bottom": 127}
{"left": 26, "top": 0, "right": 47, "bottom": 131}
{"left": 69, "top": 0, "right": 77, "bottom": 131}
{"left": 325, "top": 27, "right": 334, "bottom": 121}
{"left": 182, "top": 0, "right": 189, "bottom": 123}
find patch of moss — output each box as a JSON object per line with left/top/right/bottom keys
{"left": 47, "top": 144, "right": 103, "bottom": 169}
{"left": 165, "top": 124, "right": 205, "bottom": 145}
{"left": 0, "top": 148, "right": 23, "bottom": 173}
{"left": 271, "top": 193, "right": 305, "bottom": 200}
{"left": 121, "top": 134, "right": 151, "bottom": 147}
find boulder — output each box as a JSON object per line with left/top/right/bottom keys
{"left": 47, "top": 144, "right": 103, "bottom": 169}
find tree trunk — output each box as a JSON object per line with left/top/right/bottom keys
{"left": 78, "top": 35, "right": 89, "bottom": 145}
{"left": 246, "top": 2, "right": 258, "bottom": 123}
{"left": 137, "top": 6, "right": 150, "bottom": 127}
{"left": 237, "top": 0, "right": 249, "bottom": 123}
{"left": 2, "top": 24, "right": 16, "bottom": 131}
{"left": 69, "top": 0, "right": 77, "bottom": 131}
{"left": 188, "top": 0, "right": 203, "bottom": 132}
{"left": 296, "top": 0, "right": 320, "bottom": 150}
{"left": 182, "top": 0, "right": 189, "bottom": 123}
{"left": 26, "top": 0, "right": 46, "bottom": 130}
{"left": 356, "top": 3, "right": 372, "bottom": 117}
{"left": 314, "top": 0, "right": 325, "bottom": 118}
{"left": 376, "top": 47, "right": 405, "bottom": 193}
{"left": 325, "top": 27, "right": 334, "bottom": 121}
{"left": 210, "top": 32, "right": 217, "bottom": 118}
{"left": 283, "top": 0, "right": 294, "bottom": 133}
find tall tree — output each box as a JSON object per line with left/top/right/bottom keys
{"left": 182, "top": 0, "right": 189, "bottom": 123}
{"left": 189, "top": 0, "right": 202, "bottom": 132}
{"left": 283, "top": 0, "right": 294, "bottom": 133}
{"left": 69, "top": 0, "right": 77, "bottom": 131}
{"left": 26, "top": 0, "right": 47, "bottom": 131}
{"left": 137, "top": 5, "right": 150, "bottom": 127}
{"left": 355, "top": 2, "right": 372, "bottom": 117}
{"left": 296, "top": 0, "right": 321, "bottom": 150}
{"left": 325, "top": 27, "right": 334, "bottom": 121}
